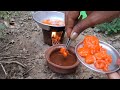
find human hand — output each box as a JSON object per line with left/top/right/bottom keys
{"left": 65, "top": 11, "right": 120, "bottom": 39}
{"left": 106, "top": 58, "right": 120, "bottom": 79}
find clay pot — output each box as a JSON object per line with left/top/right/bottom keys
{"left": 45, "top": 44, "right": 80, "bottom": 74}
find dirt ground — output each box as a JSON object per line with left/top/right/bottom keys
{"left": 0, "top": 11, "right": 120, "bottom": 79}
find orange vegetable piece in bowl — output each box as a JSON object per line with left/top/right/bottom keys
{"left": 59, "top": 48, "right": 69, "bottom": 57}
{"left": 77, "top": 35, "right": 112, "bottom": 72}
{"left": 100, "top": 46, "right": 107, "bottom": 53}
{"left": 42, "top": 19, "right": 64, "bottom": 26}
{"left": 89, "top": 45, "right": 101, "bottom": 54}
{"left": 94, "top": 52, "right": 107, "bottom": 60}
{"left": 94, "top": 60, "right": 107, "bottom": 69}
{"left": 77, "top": 47, "right": 91, "bottom": 57}
{"left": 104, "top": 55, "right": 112, "bottom": 65}
{"left": 85, "top": 55, "right": 96, "bottom": 64}
{"left": 83, "top": 35, "right": 100, "bottom": 54}
{"left": 84, "top": 35, "right": 99, "bottom": 48}
{"left": 42, "top": 19, "right": 51, "bottom": 24}
{"left": 103, "top": 64, "right": 109, "bottom": 72}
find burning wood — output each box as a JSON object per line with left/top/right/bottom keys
{"left": 51, "top": 31, "right": 61, "bottom": 45}
{"left": 51, "top": 31, "right": 56, "bottom": 38}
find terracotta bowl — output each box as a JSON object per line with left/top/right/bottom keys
{"left": 45, "top": 44, "right": 80, "bottom": 74}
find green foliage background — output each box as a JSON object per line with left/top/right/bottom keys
{"left": 0, "top": 11, "right": 20, "bottom": 39}
{"left": 95, "top": 18, "right": 120, "bottom": 35}
{"left": 0, "top": 11, "right": 20, "bottom": 20}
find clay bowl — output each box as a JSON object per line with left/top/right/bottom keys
{"left": 45, "top": 44, "right": 80, "bottom": 74}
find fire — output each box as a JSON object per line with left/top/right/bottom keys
{"left": 51, "top": 31, "right": 61, "bottom": 45}
{"left": 59, "top": 48, "right": 69, "bottom": 57}
{"left": 51, "top": 31, "right": 56, "bottom": 38}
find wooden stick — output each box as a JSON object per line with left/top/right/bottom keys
{"left": 0, "top": 61, "right": 26, "bottom": 68}
{"left": 48, "top": 73, "right": 55, "bottom": 79}
{"left": 0, "top": 56, "right": 27, "bottom": 59}
{"left": 23, "top": 66, "right": 35, "bottom": 75}
{"left": 0, "top": 63, "right": 8, "bottom": 76}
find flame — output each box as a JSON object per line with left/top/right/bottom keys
{"left": 60, "top": 48, "right": 69, "bottom": 57}
{"left": 52, "top": 31, "right": 56, "bottom": 38}
{"left": 51, "top": 31, "right": 61, "bottom": 45}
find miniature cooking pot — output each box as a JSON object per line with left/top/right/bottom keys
{"left": 32, "top": 11, "right": 65, "bottom": 31}
{"left": 45, "top": 44, "right": 80, "bottom": 74}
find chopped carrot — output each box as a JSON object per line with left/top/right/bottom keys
{"left": 85, "top": 55, "right": 96, "bottom": 64}
{"left": 103, "top": 64, "right": 109, "bottom": 72}
{"left": 94, "top": 60, "right": 106, "bottom": 69}
{"left": 77, "top": 35, "right": 112, "bottom": 72}
{"left": 77, "top": 47, "right": 91, "bottom": 57}
{"left": 42, "top": 19, "right": 64, "bottom": 26}
{"left": 100, "top": 46, "right": 107, "bottom": 53}
{"left": 59, "top": 48, "right": 68, "bottom": 57}
{"left": 84, "top": 35, "right": 99, "bottom": 48}
{"left": 89, "top": 45, "right": 101, "bottom": 54}
{"left": 94, "top": 52, "right": 107, "bottom": 60}
{"left": 104, "top": 55, "right": 112, "bottom": 65}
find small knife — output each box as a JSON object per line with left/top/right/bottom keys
{"left": 65, "top": 32, "right": 79, "bottom": 49}
{"left": 65, "top": 38, "right": 72, "bottom": 49}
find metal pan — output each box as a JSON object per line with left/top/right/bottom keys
{"left": 75, "top": 40, "right": 120, "bottom": 74}
{"left": 32, "top": 11, "right": 65, "bottom": 30}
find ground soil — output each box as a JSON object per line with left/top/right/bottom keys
{"left": 0, "top": 11, "right": 120, "bottom": 79}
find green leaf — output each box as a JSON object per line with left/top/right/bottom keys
{"left": 95, "top": 17, "right": 120, "bottom": 35}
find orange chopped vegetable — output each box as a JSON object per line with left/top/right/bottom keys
{"left": 103, "top": 64, "right": 109, "bottom": 72}
{"left": 84, "top": 35, "right": 99, "bottom": 47}
{"left": 42, "top": 19, "right": 64, "bottom": 26}
{"left": 94, "top": 60, "right": 106, "bottom": 69}
{"left": 94, "top": 52, "right": 107, "bottom": 60}
{"left": 77, "top": 47, "right": 91, "bottom": 57}
{"left": 100, "top": 46, "right": 107, "bottom": 53}
{"left": 59, "top": 48, "right": 69, "bottom": 57}
{"left": 85, "top": 55, "right": 96, "bottom": 64}
{"left": 104, "top": 55, "right": 112, "bottom": 65}
{"left": 77, "top": 35, "right": 112, "bottom": 72}
{"left": 83, "top": 35, "right": 100, "bottom": 54}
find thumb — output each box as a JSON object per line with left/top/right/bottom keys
{"left": 116, "top": 58, "right": 120, "bottom": 66}
{"left": 70, "top": 11, "right": 118, "bottom": 39}
{"left": 70, "top": 17, "right": 94, "bottom": 39}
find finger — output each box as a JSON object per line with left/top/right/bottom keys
{"left": 66, "top": 12, "right": 80, "bottom": 38}
{"left": 71, "top": 11, "right": 107, "bottom": 37}
{"left": 69, "top": 18, "right": 82, "bottom": 40}
{"left": 70, "top": 15, "right": 94, "bottom": 38}
{"left": 117, "top": 70, "right": 120, "bottom": 75}
{"left": 65, "top": 11, "right": 73, "bottom": 38}
{"left": 116, "top": 58, "right": 120, "bottom": 75}
{"left": 116, "top": 58, "right": 120, "bottom": 65}
{"left": 66, "top": 17, "right": 75, "bottom": 38}
{"left": 71, "top": 13, "right": 96, "bottom": 38}
{"left": 106, "top": 72, "right": 120, "bottom": 79}
{"left": 65, "top": 11, "right": 69, "bottom": 30}
{"left": 71, "top": 11, "right": 120, "bottom": 37}
{"left": 86, "top": 11, "right": 93, "bottom": 15}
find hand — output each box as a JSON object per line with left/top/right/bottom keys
{"left": 65, "top": 11, "right": 120, "bottom": 39}
{"left": 106, "top": 58, "right": 120, "bottom": 79}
